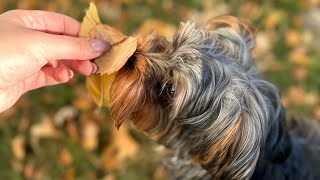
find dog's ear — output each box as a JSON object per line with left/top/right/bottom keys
{"left": 110, "top": 53, "right": 158, "bottom": 130}
{"left": 110, "top": 34, "right": 171, "bottom": 129}
{"left": 205, "top": 16, "right": 256, "bottom": 50}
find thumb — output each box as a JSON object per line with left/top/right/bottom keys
{"left": 35, "top": 33, "right": 111, "bottom": 61}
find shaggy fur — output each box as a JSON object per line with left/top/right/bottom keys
{"left": 109, "top": 16, "right": 320, "bottom": 179}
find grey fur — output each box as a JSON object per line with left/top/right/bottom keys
{"left": 110, "top": 16, "right": 320, "bottom": 180}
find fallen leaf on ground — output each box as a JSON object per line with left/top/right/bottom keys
{"left": 153, "top": 165, "right": 168, "bottom": 180}
{"left": 11, "top": 135, "right": 25, "bottom": 160}
{"left": 58, "top": 149, "right": 73, "bottom": 166}
{"left": 81, "top": 120, "right": 99, "bottom": 151}
{"left": 101, "top": 124, "right": 139, "bottom": 170}
{"left": 102, "top": 174, "right": 116, "bottom": 180}
{"left": 289, "top": 47, "right": 310, "bottom": 66}
{"left": 292, "top": 67, "right": 308, "bottom": 81}
{"left": 23, "top": 163, "right": 44, "bottom": 180}
{"left": 64, "top": 168, "right": 75, "bottom": 180}
{"left": 66, "top": 121, "right": 80, "bottom": 143}
{"left": 305, "top": 91, "right": 318, "bottom": 106}
{"left": 264, "top": 10, "right": 284, "bottom": 29}
{"left": 287, "top": 86, "right": 306, "bottom": 105}
{"left": 30, "top": 116, "right": 60, "bottom": 141}
{"left": 285, "top": 30, "right": 301, "bottom": 47}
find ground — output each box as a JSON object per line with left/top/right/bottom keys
{"left": 0, "top": 0, "right": 319, "bottom": 179}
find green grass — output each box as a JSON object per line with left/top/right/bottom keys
{"left": 0, "top": 0, "right": 318, "bottom": 179}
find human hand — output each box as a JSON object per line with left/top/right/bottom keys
{"left": 0, "top": 10, "right": 111, "bottom": 113}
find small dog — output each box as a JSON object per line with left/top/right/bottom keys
{"left": 109, "top": 16, "right": 320, "bottom": 179}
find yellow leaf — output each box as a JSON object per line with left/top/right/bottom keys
{"left": 289, "top": 47, "right": 310, "bottom": 66}
{"left": 58, "top": 149, "right": 73, "bottom": 166}
{"left": 81, "top": 120, "right": 99, "bottom": 151}
{"left": 30, "top": 116, "right": 60, "bottom": 140}
{"left": 101, "top": 124, "right": 139, "bottom": 171}
{"left": 285, "top": 30, "right": 301, "bottom": 47}
{"left": 264, "top": 10, "right": 284, "bottom": 29}
{"left": 287, "top": 86, "right": 306, "bottom": 105}
{"left": 81, "top": 2, "right": 137, "bottom": 107}
{"left": 86, "top": 73, "right": 116, "bottom": 106}
{"left": 11, "top": 135, "right": 25, "bottom": 160}
{"left": 79, "top": 2, "right": 101, "bottom": 37}
{"left": 91, "top": 24, "right": 127, "bottom": 45}
{"left": 292, "top": 67, "right": 308, "bottom": 82}
{"left": 95, "top": 36, "right": 137, "bottom": 74}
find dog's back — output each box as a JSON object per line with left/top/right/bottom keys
{"left": 251, "top": 116, "right": 320, "bottom": 180}
{"left": 289, "top": 118, "right": 320, "bottom": 179}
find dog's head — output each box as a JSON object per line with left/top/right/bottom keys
{"left": 110, "top": 16, "right": 282, "bottom": 179}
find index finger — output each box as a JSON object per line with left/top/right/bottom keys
{"left": 3, "top": 10, "right": 80, "bottom": 36}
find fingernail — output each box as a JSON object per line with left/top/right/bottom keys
{"left": 68, "top": 70, "right": 74, "bottom": 78}
{"left": 90, "top": 39, "right": 111, "bottom": 53}
{"left": 91, "top": 63, "right": 98, "bottom": 73}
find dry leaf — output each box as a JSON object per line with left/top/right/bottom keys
{"left": 287, "top": 86, "right": 306, "bottom": 105}
{"left": 79, "top": 2, "right": 101, "bottom": 37}
{"left": 66, "top": 121, "right": 80, "bottom": 143}
{"left": 264, "top": 10, "right": 284, "bottom": 29}
{"left": 72, "top": 92, "right": 95, "bottom": 111}
{"left": 285, "top": 30, "right": 301, "bottom": 47}
{"left": 102, "top": 174, "right": 116, "bottom": 180}
{"left": 292, "top": 67, "right": 308, "bottom": 81}
{"left": 101, "top": 124, "right": 139, "bottom": 170}
{"left": 305, "top": 91, "right": 318, "bottom": 106}
{"left": 24, "top": 163, "right": 35, "bottom": 180}
{"left": 81, "top": 121, "right": 99, "bottom": 151}
{"left": 59, "top": 149, "right": 73, "bottom": 166}
{"left": 11, "top": 159, "right": 23, "bottom": 173}
{"left": 30, "top": 116, "right": 60, "bottom": 140}
{"left": 91, "top": 24, "right": 126, "bottom": 45}
{"left": 94, "top": 36, "right": 137, "bottom": 74}
{"left": 11, "top": 135, "right": 25, "bottom": 160}
{"left": 64, "top": 168, "right": 75, "bottom": 180}
{"left": 81, "top": 3, "right": 137, "bottom": 107}
{"left": 153, "top": 165, "right": 168, "bottom": 180}
{"left": 289, "top": 47, "right": 310, "bottom": 66}
{"left": 86, "top": 73, "right": 116, "bottom": 106}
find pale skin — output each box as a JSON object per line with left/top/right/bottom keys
{"left": 0, "top": 10, "right": 111, "bottom": 113}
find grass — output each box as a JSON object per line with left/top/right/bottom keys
{"left": 0, "top": 0, "right": 319, "bottom": 179}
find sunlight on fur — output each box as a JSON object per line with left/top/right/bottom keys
{"left": 110, "top": 16, "right": 320, "bottom": 180}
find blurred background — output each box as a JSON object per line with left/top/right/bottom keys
{"left": 0, "top": 0, "right": 319, "bottom": 179}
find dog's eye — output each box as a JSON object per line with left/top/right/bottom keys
{"left": 163, "top": 84, "right": 175, "bottom": 98}
{"left": 167, "top": 85, "right": 175, "bottom": 96}
{"left": 157, "top": 83, "right": 176, "bottom": 108}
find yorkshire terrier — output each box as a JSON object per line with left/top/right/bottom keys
{"left": 109, "top": 16, "right": 320, "bottom": 179}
